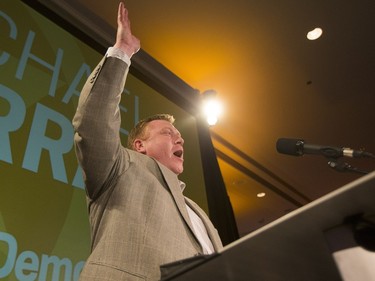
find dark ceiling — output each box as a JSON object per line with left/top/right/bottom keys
{"left": 41, "top": 0, "right": 375, "bottom": 237}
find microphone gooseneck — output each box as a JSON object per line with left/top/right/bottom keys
{"left": 276, "top": 138, "right": 375, "bottom": 175}
{"left": 276, "top": 138, "right": 374, "bottom": 159}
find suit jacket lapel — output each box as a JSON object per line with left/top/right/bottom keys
{"left": 157, "top": 163, "right": 200, "bottom": 244}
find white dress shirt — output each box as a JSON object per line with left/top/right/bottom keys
{"left": 180, "top": 181, "right": 214, "bottom": 255}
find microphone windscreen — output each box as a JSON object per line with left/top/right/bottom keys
{"left": 276, "top": 138, "right": 302, "bottom": 156}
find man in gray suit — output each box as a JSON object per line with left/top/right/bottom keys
{"left": 73, "top": 2, "right": 223, "bottom": 280}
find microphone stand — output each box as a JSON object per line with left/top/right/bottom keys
{"left": 328, "top": 159, "right": 371, "bottom": 175}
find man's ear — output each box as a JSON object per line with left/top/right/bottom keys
{"left": 133, "top": 139, "right": 146, "bottom": 154}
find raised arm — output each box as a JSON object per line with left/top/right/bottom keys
{"left": 72, "top": 2, "right": 140, "bottom": 199}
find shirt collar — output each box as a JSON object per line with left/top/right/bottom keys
{"left": 179, "top": 181, "right": 186, "bottom": 191}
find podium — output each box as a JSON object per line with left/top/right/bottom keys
{"left": 162, "top": 172, "right": 375, "bottom": 281}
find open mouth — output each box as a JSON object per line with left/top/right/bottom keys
{"left": 173, "top": 150, "right": 183, "bottom": 159}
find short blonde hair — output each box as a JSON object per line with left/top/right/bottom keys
{"left": 127, "top": 114, "right": 175, "bottom": 149}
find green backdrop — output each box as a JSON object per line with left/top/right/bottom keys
{"left": 0, "top": 1, "right": 208, "bottom": 280}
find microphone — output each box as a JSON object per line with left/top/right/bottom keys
{"left": 276, "top": 138, "right": 374, "bottom": 159}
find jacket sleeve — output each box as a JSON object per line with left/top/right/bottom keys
{"left": 72, "top": 56, "right": 130, "bottom": 200}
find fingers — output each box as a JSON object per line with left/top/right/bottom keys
{"left": 114, "top": 2, "right": 140, "bottom": 57}
{"left": 118, "top": 2, "right": 131, "bottom": 29}
{"left": 118, "top": 2, "right": 124, "bottom": 25}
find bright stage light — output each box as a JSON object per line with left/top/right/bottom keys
{"left": 201, "top": 90, "right": 223, "bottom": 126}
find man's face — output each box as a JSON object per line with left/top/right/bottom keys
{"left": 135, "top": 120, "right": 184, "bottom": 175}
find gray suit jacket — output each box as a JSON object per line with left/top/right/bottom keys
{"left": 73, "top": 56, "right": 223, "bottom": 281}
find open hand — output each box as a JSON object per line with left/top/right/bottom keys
{"left": 113, "top": 2, "right": 141, "bottom": 57}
